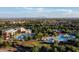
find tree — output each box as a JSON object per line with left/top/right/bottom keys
{"left": 43, "top": 33, "right": 49, "bottom": 37}
{"left": 24, "top": 36, "right": 32, "bottom": 41}
{"left": 53, "top": 47, "right": 58, "bottom": 52}
{"left": 34, "top": 32, "right": 43, "bottom": 39}
{"left": 76, "top": 33, "right": 79, "bottom": 38}
{"left": 39, "top": 46, "right": 49, "bottom": 52}
{"left": 47, "top": 28, "right": 52, "bottom": 33}
{"left": 58, "top": 45, "right": 66, "bottom": 52}
{"left": 27, "top": 36, "right": 33, "bottom": 40}
{"left": 0, "top": 30, "right": 2, "bottom": 36}
{"left": 76, "top": 42, "right": 79, "bottom": 47}
{"left": 32, "top": 46, "right": 40, "bottom": 52}
{"left": 0, "top": 36, "right": 3, "bottom": 45}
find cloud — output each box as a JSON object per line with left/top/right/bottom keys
{"left": 55, "top": 9, "right": 73, "bottom": 14}
{"left": 23, "top": 7, "right": 45, "bottom": 12}
{"left": 56, "top": 9, "right": 72, "bottom": 12}
{"left": 23, "top": 7, "right": 33, "bottom": 10}
{"left": 36, "top": 8, "right": 44, "bottom": 12}
{"left": 23, "top": 8, "right": 73, "bottom": 14}
{"left": 21, "top": 8, "right": 79, "bottom": 18}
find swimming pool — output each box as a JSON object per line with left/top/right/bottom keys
{"left": 58, "top": 34, "right": 67, "bottom": 42}
{"left": 58, "top": 34, "right": 76, "bottom": 42}
{"left": 15, "top": 33, "right": 35, "bottom": 40}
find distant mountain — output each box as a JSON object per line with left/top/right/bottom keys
{"left": 0, "top": 17, "right": 79, "bottom": 20}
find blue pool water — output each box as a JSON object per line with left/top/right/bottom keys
{"left": 58, "top": 34, "right": 67, "bottom": 42}
{"left": 58, "top": 34, "right": 76, "bottom": 42}
{"left": 47, "top": 38, "right": 54, "bottom": 43}
{"left": 16, "top": 33, "right": 35, "bottom": 40}
{"left": 16, "top": 35, "right": 26, "bottom": 40}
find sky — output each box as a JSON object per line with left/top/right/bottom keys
{"left": 0, "top": 7, "right": 79, "bottom": 18}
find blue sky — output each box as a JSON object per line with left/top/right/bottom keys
{"left": 0, "top": 7, "right": 79, "bottom": 18}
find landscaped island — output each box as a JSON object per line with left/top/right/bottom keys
{"left": 0, "top": 18, "right": 79, "bottom": 52}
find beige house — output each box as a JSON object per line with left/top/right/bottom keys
{"left": 18, "top": 27, "right": 31, "bottom": 34}
{"left": 2, "top": 27, "right": 32, "bottom": 40}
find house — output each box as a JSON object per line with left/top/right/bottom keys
{"left": 2, "top": 29, "right": 17, "bottom": 40}
{"left": 17, "top": 27, "right": 31, "bottom": 34}
{"left": 2, "top": 27, "right": 32, "bottom": 40}
{"left": 3, "top": 32, "right": 10, "bottom": 40}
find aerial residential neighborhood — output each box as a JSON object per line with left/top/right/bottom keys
{"left": 0, "top": 7, "right": 79, "bottom": 52}
{"left": 0, "top": 18, "right": 78, "bottom": 52}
